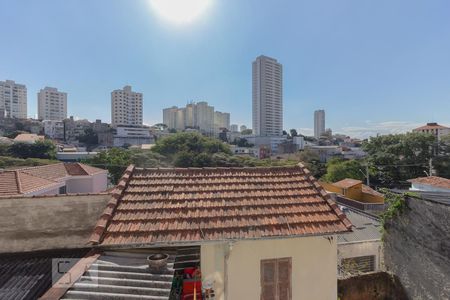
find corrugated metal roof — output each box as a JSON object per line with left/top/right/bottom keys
{"left": 338, "top": 206, "right": 381, "bottom": 243}
{"left": 0, "top": 249, "right": 88, "bottom": 300}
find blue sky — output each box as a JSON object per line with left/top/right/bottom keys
{"left": 1, "top": 0, "right": 450, "bottom": 137}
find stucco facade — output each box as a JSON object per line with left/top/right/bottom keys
{"left": 201, "top": 235, "right": 338, "bottom": 300}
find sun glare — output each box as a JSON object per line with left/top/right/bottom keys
{"left": 150, "top": 0, "right": 212, "bottom": 24}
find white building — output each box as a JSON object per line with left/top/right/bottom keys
{"left": 314, "top": 109, "right": 325, "bottom": 138}
{"left": 163, "top": 101, "right": 228, "bottom": 135}
{"left": 43, "top": 120, "right": 64, "bottom": 140}
{"left": 0, "top": 80, "right": 27, "bottom": 119}
{"left": 252, "top": 55, "right": 283, "bottom": 137}
{"left": 113, "top": 126, "right": 153, "bottom": 147}
{"left": 230, "top": 124, "right": 239, "bottom": 132}
{"left": 413, "top": 122, "right": 450, "bottom": 142}
{"left": 37, "top": 87, "right": 67, "bottom": 121}
{"left": 111, "top": 85, "right": 143, "bottom": 127}
{"left": 214, "top": 111, "right": 230, "bottom": 134}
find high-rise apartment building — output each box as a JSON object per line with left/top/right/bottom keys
{"left": 252, "top": 55, "right": 283, "bottom": 136}
{"left": 0, "top": 80, "right": 27, "bottom": 119}
{"left": 163, "top": 101, "right": 229, "bottom": 135}
{"left": 314, "top": 109, "right": 325, "bottom": 138}
{"left": 111, "top": 85, "right": 143, "bottom": 127}
{"left": 37, "top": 87, "right": 67, "bottom": 121}
{"left": 214, "top": 111, "right": 230, "bottom": 133}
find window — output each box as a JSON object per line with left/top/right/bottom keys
{"left": 261, "top": 257, "right": 291, "bottom": 300}
{"left": 341, "top": 255, "right": 375, "bottom": 275}
{"left": 59, "top": 185, "right": 67, "bottom": 194}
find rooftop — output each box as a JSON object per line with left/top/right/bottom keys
{"left": 338, "top": 206, "right": 381, "bottom": 243}
{"left": 408, "top": 176, "right": 450, "bottom": 190}
{"left": 90, "top": 164, "right": 352, "bottom": 246}
{"left": 0, "top": 163, "right": 106, "bottom": 196}
{"left": 413, "top": 122, "right": 450, "bottom": 130}
{"left": 334, "top": 178, "right": 363, "bottom": 189}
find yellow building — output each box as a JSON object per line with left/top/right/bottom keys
{"left": 320, "top": 178, "right": 384, "bottom": 204}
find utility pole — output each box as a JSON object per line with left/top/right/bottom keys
{"left": 429, "top": 157, "right": 433, "bottom": 177}
{"left": 366, "top": 164, "right": 370, "bottom": 186}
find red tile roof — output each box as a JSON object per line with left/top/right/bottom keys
{"left": 0, "top": 163, "right": 107, "bottom": 196}
{"left": 333, "top": 179, "right": 363, "bottom": 189}
{"left": 413, "top": 123, "right": 450, "bottom": 131}
{"left": 408, "top": 176, "right": 450, "bottom": 190}
{"left": 90, "top": 164, "right": 352, "bottom": 246}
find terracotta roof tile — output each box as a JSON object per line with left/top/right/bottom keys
{"left": 0, "top": 163, "right": 107, "bottom": 196}
{"left": 333, "top": 178, "right": 363, "bottom": 189}
{"left": 90, "top": 164, "right": 352, "bottom": 246}
{"left": 408, "top": 176, "right": 450, "bottom": 190}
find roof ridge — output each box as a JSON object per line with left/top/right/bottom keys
{"left": 89, "top": 165, "right": 135, "bottom": 245}
{"left": 14, "top": 171, "right": 22, "bottom": 194}
{"left": 13, "top": 162, "right": 64, "bottom": 172}
{"left": 297, "top": 163, "right": 353, "bottom": 231}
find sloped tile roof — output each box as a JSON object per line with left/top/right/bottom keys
{"left": 413, "top": 123, "right": 450, "bottom": 130}
{"left": 408, "top": 176, "right": 450, "bottom": 190}
{"left": 90, "top": 164, "right": 352, "bottom": 246}
{"left": 334, "top": 178, "right": 363, "bottom": 189}
{"left": 0, "top": 163, "right": 107, "bottom": 196}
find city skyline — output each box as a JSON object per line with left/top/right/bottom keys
{"left": 1, "top": 1, "right": 450, "bottom": 138}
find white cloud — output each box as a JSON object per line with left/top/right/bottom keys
{"left": 336, "top": 121, "right": 424, "bottom": 139}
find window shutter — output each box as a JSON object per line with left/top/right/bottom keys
{"left": 261, "top": 260, "right": 277, "bottom": 300}
{"left": 277, "top": 258, "right": 292, "bottom": 300}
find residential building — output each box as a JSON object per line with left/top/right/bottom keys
{"left": 246, "top": 135, "right": 287, "bottom": 153}
{"left": 408, "top": 176, "right": 450, "bottom": 193}
{"left": 338, "top": 206, "right": 383, "bottom": 276}
{"left": 214, "top": 111, "right": 230, "bottom": 133}
{"left": 293, "top": 135, "right": 305, "bottom": 150}
{"left": 0, "top": 80, "right": 27, "bottom": 119}
{"left": 81, "top": 164, "right": 351, "bottom": 300}
{"left": 63, "top": 116, "right": 92, "bottom": 142}
{"left": 314, "top": 109, "right": 325, "bottom": 138}
{"left": 0, "top": 163, "right": 107, "bottom": 196}
{"left": 111, "top": 85, "right": 143, "bottom": 127}
{"left": 37, "top": 87, "right": 67, "bottom": 121}
{"left": 13, "top": 133, "right": 45, "bottom": 144}
{"left": 43, "top": 120, "right": 65, "bottom": 139}
{"left": 252, "top": 55, "right": 283, "bottom": 137}
{"left": 112, "top": 126, "right": 153, "bottom": 147}
{"left": 413, "top": 122, "right": 450, "bottom": 142}
{"left": 320, "top": 179, "right": 385, "bottom": 212}
{"left": 163, "top": 101, "right": 228, "bottom": 135}
{"left": 306, "top": 145, "right": 341, "bottom": 162}
{"left": 230, "top": 124, "right": 239, "bottom": 132}
{"left": 240, "top": 125, "right": 247, "bottom": 132}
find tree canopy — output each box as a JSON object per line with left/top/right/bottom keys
{"left": 323, "top": 158, "right": 365, "bottom": 183}
{"left": 8, "top": 140, "right": 56, "bottom": 159}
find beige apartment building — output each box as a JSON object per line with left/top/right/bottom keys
{"left": 37, "top": 87, "right": 67, "bottom": 121}
{"left": 111, "top": 85, "right": 143, "bottom": 127}
{"left": 0, "top": 80, "right": 27, "bottom": 119}
{"left": 252, "top": 55, "right": 283, "bottom": 136}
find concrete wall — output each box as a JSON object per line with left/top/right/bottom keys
{"left": 338, "top": 240, "right": 383, "bottom": 275}
{"left": 384, "top": 196, "right": 450, "bottom": 299}
{"left": 66, "top": 173, "right": 107, "bottom": 194}
{"left": 201, "top": 235, "right": 338, "bottom": 300}
{"left": 0, "top": 194, "right": 110, "bottom": 253}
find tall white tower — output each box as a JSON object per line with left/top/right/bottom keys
{"left": 314, "top": 109, "right": 325, "bottom": 138}
{"left": 111, "top": 85, "right": 143, "bottom": 127}
{"left": 252, "top": 55, "right": 283, "bottom": 136}
{"left": 0, "top": 80, "right": 27, "bottom": 119}
{"left": 38, "top": 87, "right": 67, "bottom": 121}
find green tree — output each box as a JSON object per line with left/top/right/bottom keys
{"left": 8, "top": 140, "right": 56, "bottom": 159}
{"left": 83, "top": 148, "right": 131, "bottom": 184}
{"left": 434, "top": 134, "right": 450, "bottom": 178}
{"left": 78, "top": 128, "right": 99, "bottom": 149}
{"left": 290, "top": 129, "right": 298, "bottom": 137}
{"left": 323, "top": 158, "right": 365, "bottom": 183}
{"left": 241, "top": 129, "right": 252, "bottom": 135}
{"left": 362, "top": 132, "right": 435, "bottom": 184}
{"left": 297, "top": 149, "right": 326, "bottom": 178}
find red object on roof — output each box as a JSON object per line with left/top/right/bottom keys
{"left": 408, "top": 176, "right": 450, "bottom": 190}
{"left": 90, "top": 164, "right": 352, "bottom": 246}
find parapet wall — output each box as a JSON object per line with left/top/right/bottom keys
{"left": 0, "top": 194, "right": 109, "bottom": 253}
{"left": 383, "top": 196, "right": 450, "bottom": 299}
